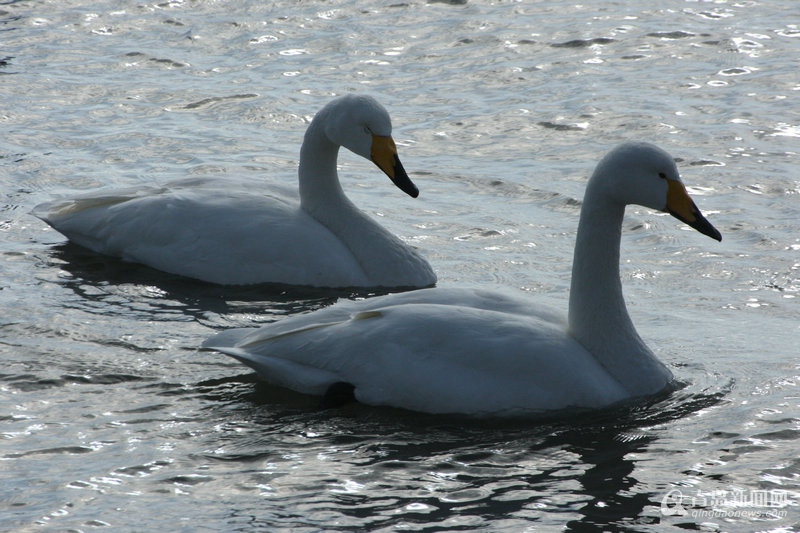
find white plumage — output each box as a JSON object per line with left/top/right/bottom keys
{"left": 204, "top": 142, "right": 722, "bottom": 417}
{"left": 33, "top": 94, "right": 436, "bottom": 288}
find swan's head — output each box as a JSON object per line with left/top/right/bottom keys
{"left": 321, "top": 94, "right": 419, "bottom": 198}
{"left": 592, "top": 142, "right": 722, "bottom": 241}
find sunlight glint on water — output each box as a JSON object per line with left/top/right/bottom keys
{"left": 1, "top": 1, "right": 799, "bottom": 531}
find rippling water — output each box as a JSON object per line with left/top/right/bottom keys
{"left": 2, "top": 0, "right": 799, "bottom": 531}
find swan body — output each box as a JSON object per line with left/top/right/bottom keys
{"left": 204, "top": 142, "right": 722, "bottom": 416}
{"left": 33, "top": 95, "right": 437, "bottom": 288}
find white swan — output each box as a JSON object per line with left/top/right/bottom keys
{"left": 33, "top": 95, "right": 437, "bottom": 288}
{"left": 203, "top": 142, "right": 722, "bottom": 416}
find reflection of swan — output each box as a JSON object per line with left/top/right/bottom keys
{"left": 204, "top": 142, "right": 722, "bottom": 416}
{"left": 44, "top": 242, "right": 345, "bottom": 324}
{"left": 33, "top": 95, "right": 437, "bottom": 289}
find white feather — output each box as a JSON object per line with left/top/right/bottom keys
{"left": 204, "top": 142, "right": 722, "bottom": 417}
{"left": 33, "top": 95, "right": 436, "bottom": 288}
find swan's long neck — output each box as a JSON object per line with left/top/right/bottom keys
{"left": 296, "top": 117, "right": 433, "bottom": 287}
{"left": 298, "top": 118, "right": 351, "bottom": 213}
{"left": 568, "top": 185, "right": 672, "bottom": 396}
{"left": 298, "top": 118, "right": 381, "bottom": 249}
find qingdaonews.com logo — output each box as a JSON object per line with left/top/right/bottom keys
{"left": 660, "top": 488, "right": 791, "bottom": 519}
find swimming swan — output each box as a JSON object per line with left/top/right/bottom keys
{"left": 203, "top": 142, "right": 722, "bottom": 416}
{"left": 33, "top": 94, "right": 437, "bottom": 288}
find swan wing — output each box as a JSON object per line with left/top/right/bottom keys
{"left": 34, "top": 187, "right": 368, "bottom": 286}
{"left": 204, "top": 288, "right": 629, "bottom": 415}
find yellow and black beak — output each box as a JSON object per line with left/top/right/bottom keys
{"left": 666, "top": 179, "right": 722, "bottom": 241}
{"left": 370, "top": 134, "right": 419, "bottom": 198}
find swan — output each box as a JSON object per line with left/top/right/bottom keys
{"left": 32, "top": 94, "right": 437, "bottom": 288}
{"left": 203, "top": 142, "right": 722, "bottom": 416}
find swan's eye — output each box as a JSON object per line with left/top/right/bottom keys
{"left": 364, "top": 126, "right": 372, "bottom": 136}
{"left": 658, "top": 172, "right": 667, "bottom": 180}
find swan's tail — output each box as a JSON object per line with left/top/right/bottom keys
{"left": 203, "top": 331, "right": 338, "bottom": 396}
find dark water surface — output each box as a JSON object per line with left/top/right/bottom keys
{"left": 2, "top": 1, "right": 799, "bottom": 531}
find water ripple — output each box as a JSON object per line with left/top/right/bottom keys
{"left": 2, "top": 0, "right": 798, "bottom": 530}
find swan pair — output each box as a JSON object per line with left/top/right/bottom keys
{"left": 35, "top": 95, "right": 722, "bottom": 416}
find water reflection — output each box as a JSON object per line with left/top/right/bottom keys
{"left": 559, "top": 431, "right": 657, "bottom": 531}
{"left": 40, "top": 242, "right": 397, "bottom": 324}
{"left": 187, "top": 372, "right": 731, "bottom": 529}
